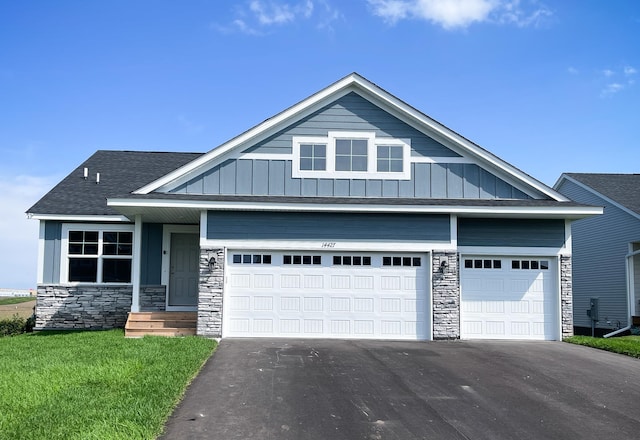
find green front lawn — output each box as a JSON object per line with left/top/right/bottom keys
{"left": 0, "top": 296, "right": 35, "bottom": 306}
{"left": 0, "top": 330, "right": 216, "bottom": 439}
{"left": 565, "top": 335, "right": 640, "bottom": 358}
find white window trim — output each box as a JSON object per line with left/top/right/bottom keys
{"left": 292, "top": 131, "right": 411, "bottom": 180}
{"left": 60, "top": 223, "right": 135, "bottom": 285}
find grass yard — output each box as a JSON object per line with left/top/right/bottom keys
{"left": 565, "top": 335, "right": 640, "bottom": 358}
{"left": 0, "top": 297, "right": 36, "bottom": 306}
{"left": 0, "top": 329, "right": 216, "bottom": 439}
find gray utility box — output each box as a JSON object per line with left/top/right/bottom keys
{"left": 586, "top": 297, "right": 599, "bottom": 322}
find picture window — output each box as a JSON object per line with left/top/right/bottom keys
{"left": 64, "top": 226, "right": 133, "bottom": 284}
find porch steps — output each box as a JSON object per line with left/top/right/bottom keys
{"left": 124, "top": 312, "right": 197, "bottom": 338}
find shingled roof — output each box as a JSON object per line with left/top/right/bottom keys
{"left": 563, "top": 173, "right": 640, "bottom": 216}
{"left": 27, "top": 150, "right": 203, "bottom": 216}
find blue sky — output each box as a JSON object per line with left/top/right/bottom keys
{"left": 1, "top": 0, "right": 638, "bottom": 288}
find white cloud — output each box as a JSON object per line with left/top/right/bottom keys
{"left": 567, "top": 66, "right": 578, "bottom": 75}
{"left": 601, "top": 82, "right": 624, "bottom": 97}
{"left": 215, "top": 0, "right": 326, "bottom": 35}
{"left": 367, "top": 0, "right": 551, "bottom": 29}
{"left": 597, "top": 65, "right": 637, "bottom": 97}
{"left": 0, "top": 174, "right": 59, "bottom": 289}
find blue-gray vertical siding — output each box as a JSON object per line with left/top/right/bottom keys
{"left": 174, "top": 160, "right": 529, "bottom": 200}
{"left": 457, "top": 218, "right": 566, "bottom": 247}
{"left": 243, "top": 92, "right": 461, "bottom": 157}
{"left": 169, "top": 92, "right": 531, "bottom": 201}
{"left": 556, "top": 178, "right": 637, "bottom": 329}
{"left": 207, "top": 211, "right": 451, "bottom": 242}
{"left": 42, "top": 221, "right": 62, "bottom": 284}
{"left": 141, "top": 223, "right": 163, "bottom": 285}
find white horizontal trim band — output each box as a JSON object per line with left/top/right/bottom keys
{"left": 108, "top": 198, "right": 602, "bottom": 217}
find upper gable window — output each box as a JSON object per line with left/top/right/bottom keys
{"left": 292, "top": 131, "right": 411, "bottom": 180}
{"left": 335, "top": 138, "right": 368, "bottom": 171}
{"left": 300, "top": 143, "right": 327, "bottom": 171}
{"left": 377, "top": 145, "right": 404, "bottom": 172}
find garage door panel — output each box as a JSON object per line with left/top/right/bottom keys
{"left": 461, "top": 256, "right": 557, "bottom": 340}
{"left": 225, "top": 251, "right": 429, "bottom": 340}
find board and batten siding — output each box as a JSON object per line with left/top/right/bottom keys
{"left": 207, "top": 211, "right": 451, "bottom": 242}
{"left": 556, "top": 178, "right": 638, "bottom": 329}
{"left": 169, "top": 92, "right": 530, "bottom": 200}
{"left": 175, "top": 160, "right": 528, "bottom": 199}
{"left": 42, "top": 221, "right": 62, "bottom": 284}
{"left": 457, "top": 218, "right": 566, "bottom": 247}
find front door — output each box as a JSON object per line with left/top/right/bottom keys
{"left": 168, "top": 233, "right": 199, "bottom": 309}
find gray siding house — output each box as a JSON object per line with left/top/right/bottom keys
{"left": 555, "top": 174, "right": 640, "bottom": 335}
{"left": 27, "top": 73, "right": 600, "bottom": 340}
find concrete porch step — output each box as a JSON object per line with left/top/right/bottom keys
{"left": 125, "top": 312, "right": 197, "bottom": 338}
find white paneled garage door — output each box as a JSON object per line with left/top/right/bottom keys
{"left": 461, "top": 256, "right": 557, "bottom": 340}
{"left": 224, "top": 251, "right": 429, "bottom": 340}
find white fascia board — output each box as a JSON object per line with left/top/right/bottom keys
{"left": 27, "top": 214, "right": 130, "bottom": 222}
{"left": 108, "top": 197, "right": 602, "bottom": 218}
{"left": 135, "top": 75, "right": 361, "bottom": 195}
{"left": 556, "top": 174, "right": 640, "bottom": 222}
{"left": 351, "top": 77, "right": 568, "bottom": 201}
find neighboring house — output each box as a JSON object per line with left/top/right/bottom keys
{"left": 555, "top": 173, "right": 640, "bottom": 335}
{"left": 27, "top": 73, "right": 601, "bottom": 341}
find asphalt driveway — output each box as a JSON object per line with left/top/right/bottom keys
{"left": 160, "top": 339, "right": 640, "bottom": 439}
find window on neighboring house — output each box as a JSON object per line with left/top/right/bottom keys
{"left": 64, "top": 225, "right": 134, "bottom": 283}
{"left": 335, "top": 138, "right": 368, "bottom": 171}
{"left": 377, "top": 145, "right": 404, "bottom": 172}
{"left": 299, "top": 143, "right": 327, "bottom": 171}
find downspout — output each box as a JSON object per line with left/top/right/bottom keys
{"left": 603, "top": 249, "right": 639, "bottom": 338}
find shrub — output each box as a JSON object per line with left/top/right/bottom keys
{"left": 0, "top": 314, "right": 32, "bottom": 337}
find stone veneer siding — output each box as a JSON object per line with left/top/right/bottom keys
{"left": 139, "top": 285, "right": 166, "bottom": 311}
{"left": 36, "top": 285, "right": 132, "bottom": 330}
{"left": 432, "top": 251, "right": 460, "bottom": 339}
{"left": 560, "top": 255, "right": 573, "bottom": 338}
{"left": 198, "top": 248, "right": 224, "bottom": 337}
{"left": 35, "top": 285, "right": 168, "bottom": 330}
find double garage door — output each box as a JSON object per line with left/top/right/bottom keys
{"left": 460, "top": 256, "right": 558, "bottom": 340}
{"left": 224, "top": 251, "right": 429, "bottom": 340}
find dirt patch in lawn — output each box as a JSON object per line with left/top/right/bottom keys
{"left": 0, "top": 299, "right": 36, "bottom": 320}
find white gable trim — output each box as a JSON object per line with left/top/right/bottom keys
{"left": 555, "top": 174, "right": 640, "bottom": 222}
{"left": 27, "top": 214, "right": 130, "bottom": 222}
{"left": 134, "top": 73, "right": 567, "bottom": 201}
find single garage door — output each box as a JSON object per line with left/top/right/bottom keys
{"left": 460, "top": 256, "right": 557, "bottom": 340}
{"left": 224, "top": 251, "right": 429, "bottom": 340}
